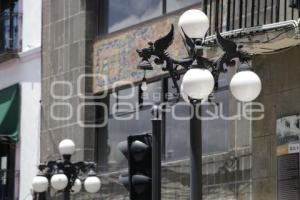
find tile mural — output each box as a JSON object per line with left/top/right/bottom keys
{"left": 93, "top": 14, "right": 188, "bottom": 93}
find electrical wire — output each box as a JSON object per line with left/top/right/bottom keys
{"left": 262, "top": 26, "right": 296, "bottom": 43}
{"left": 205, "top": 26, "right": 298, "bottom": 46}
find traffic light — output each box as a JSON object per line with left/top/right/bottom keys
{"left": 118, "top": 134, "right": 152, "bottom": 200}
{"left": 289, "top": 0, "right": 300, "bottom": 8}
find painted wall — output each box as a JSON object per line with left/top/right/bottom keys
{"left": 0, "top": 48, "right": 41, "bottom": 200}
{"left": 21, "top": 0, "right": 42, "bottom": 52}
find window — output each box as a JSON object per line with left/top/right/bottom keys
{"left": 166, "top": 0, "right": 200, "bottom": 13}
{"left": 0, "top": 0, "right": 20, "bottom": 53}
{"left": 201, "top": 89, "right": 229, "bottom": 154}
{"left": 165, "top": 77, "right": 230, "bottom": 161}
{"left": 142, "top": 81, "right": 163, "bottom": 105}
{"left": 276, "top": 115, "right": 300, "bottom": 199}
{"left": 95, "top": 79, "right": 164, "bottom": 172}
{"left": 95, "top": 74, "right": 230, "bottom": 172}
{"left": 109, "top": 86, "right": 139, "bottom": 115}
{"left": 108, "top": 0, "right": 162, "bottom": 33}
{"left": 98, "top": 0, "right": 201, "bottom": 34}
{"left": 165, "top": 102, "right": 190, "bottom": 160}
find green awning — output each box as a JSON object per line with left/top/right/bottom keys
{"left": 0, "top": 84, "right": 20, "bottom": 142}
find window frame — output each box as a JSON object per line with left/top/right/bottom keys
{"left": 94, "top": 73, "right": 231, "bottom": 171}
{"left": 97, "top": 0, "right": 202, "bottom": 36}
{"left": 95, "top": 76, "right": 169, "bottom": 170}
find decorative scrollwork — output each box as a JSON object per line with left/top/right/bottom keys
{"left": 38, "top": 160, "right": 97, "bottom": 192}
{"left": 136, "top": 25, "right": 254, "bottom": 102}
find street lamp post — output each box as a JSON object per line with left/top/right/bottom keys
{"left": 151, "top": 105, "right": 162, "bottom": 200}
{"left": 136, "top": 9, "right": 262, "bottom": 200}
{"left": 32, "top": 139, "right": 101, "bottom": 200}
{"left": 190, "top": 102, "right": 202, "bottom": 200}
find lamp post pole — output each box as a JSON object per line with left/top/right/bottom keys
{"left": 190, "top": 102, "right": 202, "bottom": 200}
{"left": 62, "top": 157, "right": 73, "bottom": 200}
{"left": 151, "top": 105, "right": 162, "bottom": 200}
{"left": 136, "top": 9, "right": 261, "bottom": 200}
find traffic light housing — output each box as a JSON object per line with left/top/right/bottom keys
{"left": 118, "top": 134, "right": 152, "bottom": 200}
{"left": 289, "top": 0, "right": 300, "bottom": 8}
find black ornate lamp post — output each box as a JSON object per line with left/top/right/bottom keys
{"left": 31, "top": 139, "right": 101, "bottom": 200}
{"left": 136, "top": 9, "right": 262, "bottom": 200}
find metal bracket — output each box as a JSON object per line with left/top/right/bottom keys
{"left": 38, "top": 160, "right": 97, "bottom": 192}
{"left": 136, "top": 25, "right": 254, "bottom": 102}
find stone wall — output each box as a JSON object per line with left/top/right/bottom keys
{"left": 252, "top": 45, "right": 300, "bottom": 200}
{"left": 41, "top": 0, "right": 98, "bottom": 163}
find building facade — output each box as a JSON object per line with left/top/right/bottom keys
{"left": 41, "top": 0, "right": 300, "bottom": 199}
{"left": 0, "top": 0, "right": 42, "bottom": 199}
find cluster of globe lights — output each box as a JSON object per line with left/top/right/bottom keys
{"left": 178, "top": 9, "right": 262, "bottom": 102}
{"left": 31, "top": 139, "right": 101, "bottom": 195}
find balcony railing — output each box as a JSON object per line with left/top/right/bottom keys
{"left": 0, "top": 11, "right": 22, "bottom": 55}
{"left": 204, "top": 0, "right": 300, "bottom": 35}
{"left": 0, "top": 169, "right": 20, "bottom": 200}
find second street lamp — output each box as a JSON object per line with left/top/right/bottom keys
{"left": 32, "top": 139, "right": 101, "bottom": 200}
{"left": 136, "top": 9, "right": 262, "bottom": 200}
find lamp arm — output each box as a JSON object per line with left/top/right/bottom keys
{"left": 73, "top": 161, "right": 88, "bottom": 173}
{"left": 212, "top": 38, "right": 254, "bottom": 90}
{"left": 64, "top": 161, "right": 97, "bottom": 191}
{"left": 164, "top": 58, "right": 181, "bottom": 101}
{"left": 73, "top": 161, "right": 96, "bottom": 174}
{"left": 137, "top": 47, "right": 195, "bottom": 102}
{"left": 64, "top": 163, "right": 78, "bottom": 191}
{"left": 216, "top": 30, "right": 254, "bottom": 67}
{"left": 43, "top": 161, "right": 59, "bottom": 178}
{"left": 172, "top": 57, "right": 193, "bottom": 67}
{"left": 137, "top": 26, "right": 255, "bottom": 102}
{"left": 163, "top": 52, "right": 199, "bottom": 101}
{"left": 137, "top": 25, "right": 193, "bottom": 102}
{"left": 239, "top": 50, "right": 254, "bottom": 63}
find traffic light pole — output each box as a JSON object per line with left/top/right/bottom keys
{"left": 151, "top": 105, "right": 162, "bottom": 200}
{"left": 63, "top": 189, "right": 70, "bottom": 200}
{"left": 190, "top": 102, "right": 202, "bottom": 200}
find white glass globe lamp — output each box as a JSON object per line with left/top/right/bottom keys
{"left": 71, "top": 178, "right": 82, "bottom": 194}
{"left": 182, "top": 68, "right": 215, "bottom": 100}
{"left": 178, "top": 9, "right": 209, "bottom": 39}
{"left": 50, "top": 173, "right": 68, "bottom": 190}
{"left": 180, "top": 85, "right": 189, "bottom": 103}
{"left": 84, "top": 176, "right": 101, "bottom": 194}
{"left": 32, "top": 175, "right": 49, "bottom": 193}
{"left": 58, "top": 139, "right": 75, "bottom": 156}
{"left": 230, "top": 70, "right": 262, "bottom": 102}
